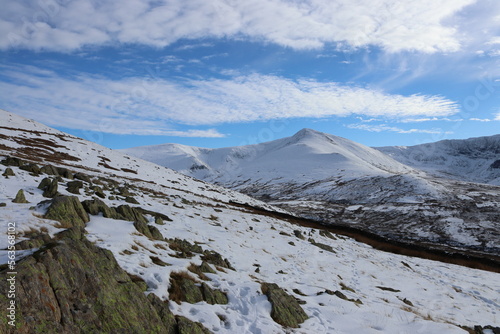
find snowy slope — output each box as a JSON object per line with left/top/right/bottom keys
{"left": 377, "top": 135, "right": 500, "bottom": 185}
{"left": 1, "top": 109, "right": 499, "bottom": 333}
{"left": 122, "top": 128, "right": 500, "bottom": 257}
{"left": 122, "top": 128, "right": 444, "bottom": 204}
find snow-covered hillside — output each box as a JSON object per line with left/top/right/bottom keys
{"left": 1, "top": 109, "right": 499, "bottom": 333}
{"left": 377, "top": 135, "right": 500, "bottom": 185}
{"left": 122, "top": 128, "right": 443, "bottom": 204}
{"left": 122, "top": 128, "right": 500, "bottom": 258}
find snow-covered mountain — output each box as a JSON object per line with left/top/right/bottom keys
{"left": 122, "top": 129, "right": 500, "bottom": 258}
{"left": 1, "top": 109, "right": 499, "bottom": 333}
{"left": 376, "top": 135, "right": 500, "bottom": 185}
{"left": 122, "top": 128, "right": 444, "bottom": 204}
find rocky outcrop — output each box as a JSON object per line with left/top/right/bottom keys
{"left": 2, "top": 167, "right": 15, "bottom": 177}
{"left": 38, "top": 177, "right": 58, "bottom": 198}
{"left": 168, "top": 271, "right": 228, "bottom": 305}
{"left": 43, "top": 196, "right": 89, "bottom": 228}
{"left": 12, "top": 189, "right": 29, "bottom": 203}
{"left": 261, "top": 282, "right": 308, "bottom": 328}
{"left": 0, "top": 227, "right": 212, "bottom": 333}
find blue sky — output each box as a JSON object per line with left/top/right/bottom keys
{"left": 1, "top": 0, "right": 499, "bottom": 149}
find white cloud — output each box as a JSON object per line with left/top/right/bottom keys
{"left": 0, "top": 0, "right": 478, "bottom": 53}
{"left": 346, "top": 124, "right": 454, "bottom": 134}
{"left": 0, "top": 65, "right": 460, "bottom": 135}
{"left": 469, "top": 117, "right": 492, "bottom": 122}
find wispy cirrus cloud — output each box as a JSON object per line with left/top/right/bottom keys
{"left": 0, "top": 0, "right": 479, "bottom": 53}
{"left": 0, "top": 64, "right": 461, "bottom": 136}
{"left": 346, "top": 124, "right": 454, "bottom": 134}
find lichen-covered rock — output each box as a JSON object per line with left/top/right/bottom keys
{"left": 176, "top": 316, "right": 212, "bottom": 334}
{"left": 201, "top": 283, "right": 228, "bottom": 305}
{"left": 2, "top": 167, "right": 15, "bottom": 177}
{"left": 0, "top": 227, "right": 178, "bottom": 334}
{"left": 261, "top": 282, "right": 309, "bottom": 328}
{"left": 12, "top": 189, "right": 29, "bottom": 203}
{"left": 66, "top": 180, "right": 83, "bottom": 194}
{"left": 168, "top": 272, "right": 227, "bottom": 306}
{"left": 147, "top": 294, "right": 177, "bottom": 334}
{"left": 38, "top": 178, "right": 58, "bottom": 198}
{"left": 169, "top": 272, "right": 204, "bottom": 304}
{"left": 125, "top": 196, "right": 140, "bottom": 204}
{"left": 44, "top": 196, "right": 89, "bottom": 228}
{"left": 73, "top": 172, "right": 91, "bottom": 183}
{"left": 91, "top": 185, "right": 106, "bottom": 198}
{"left": 201, "top": 250, "right": 234, "bottom": 270}
{"left": 115, "top": 205, "right": 148, "bottom": 224}
{"left": 19, "top": 163, "right": 41, "bottom": 175}
{"left": 56, "top": 167, "right": 73, "bottom": 179}
{"left": 81, "top": 198, "right": 119, "bottom": 219}
{"left": 147, "top": 224, "right": 164, "bottom": 241}
{"left": 168, "top": 238, "right": 204, "bottom": 258}
{"left": 1, "top": 156, "right": 25, "bottom": 166}
{"left": 40, "top": 164, "right": 59, "bottom": 176}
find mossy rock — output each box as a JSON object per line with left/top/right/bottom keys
{"left": 2, "top": 167, "right": 15, "bottom": 177}
{"left": 147, "top": 294, "right": 177, "bottom": 334}
{"left": 319, "top": 230, "right": 337, "bottom": 240}
{"left": 167, "top": 239, "right": 204, "bottom": 258}
{"left": 15, "top": 233, "right": 52, "bottom": 250}
{"left": 40, "top": 164, "right": 59, "bottom": 176}
{"left": 74, "top": 172, "right": 92, "bottom": 183}
{"left": 176, "top": 316, "right": 212, "bottom": 334}
{"left": 147, "top": 225, "right": 164, "bottom": 241}
{"left": 66, "top": 181, "right": 84, "bottom": 195}
{"left": 115, "top": 205, "right": 148, "bottom": 224}
{"left": 19, "top": 163, "right": 41, "bottom": 175}
{"left": 199, "top": 261, "right": 216, "bottom": 274}
{"left": 1, "top": 156, "right": 25, "bottom": 166}
{"left": 91, "top": 186, "right": 106, "bottom": 198}
{"left": 0, "top": 227, "right": 177, "bottom": 333}
{"left": 12, "top": 189, "right": 29, "bottom": 203}
{"left": 169, "top": 273, "right": 204, "bottom": 304}
{"left": 56, "top": 167, "right": 74, "bottom": 179}
{"left": 261, "top": 282, "right": 308, "bottom": 328}
{"left": 293, "top": 230, "right": 305, "bottom": 240}
{"left": 310, "top": 240, "right": 336, "bottom": 253}
{"left": 117, "top": 186, "right": 134, "bottom": 197}
{"left": 44, "top": 196, "right": 89, "bottom": 228}
{"left": 125, "top": 196, "right": 140, "bottom": 204}
{"left": 81, "top": 198, "right": 119, "bottom": 219}
{"left": 201, "top": 283, "right": 228, "bottom": 305}
{"left": 38, "top": 178, "right": 58, "bottom": 198}
{"left": 201, "top": 251, "right": 234, "bottom": 270}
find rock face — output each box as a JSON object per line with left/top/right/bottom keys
{"left": 0, "top": 228, "right": 211, "bottom": 334}
{"left": 43, "top": 196, "right": 89, "bottom": 228}
{"left": 261, "top": 282, "right": 308, "bottom": 328}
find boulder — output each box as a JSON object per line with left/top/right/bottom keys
{"left": 38, "top": 178, "right": 58, "bottom": 198}
{"left": 40, "top": 164, "right": 59, "bottom": 176}
{"left": 44, "top": 196, "right": 89, "bottom": 228}
{"left": 0, "top": 227, "right": 178, "bottom": 333}
{"left": 12, "top": 189, "right": 29, "bottom": 203}
{"left": 261, "top": 282, "right": 308, "bottom": 328}
{"left": 81, "top": 198, "right": 118, "bottom": 219}
{"left": 2, "top": 167, "right": 15, "bottom": 177}
{"left": 66, "top": 180, "right": 84, "bottom": 194}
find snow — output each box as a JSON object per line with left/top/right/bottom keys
{"left": 1, "top": 109, "right": 499, "bottom": 333}
{"left": 377, "top": 135, "right": 500, "bottom": 185}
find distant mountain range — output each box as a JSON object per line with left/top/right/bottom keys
{"left": 122, "top": 128, "right": 500, "bottom": 257}
{"left": 376, "top": 135, "right": 500, "bottom": 185}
